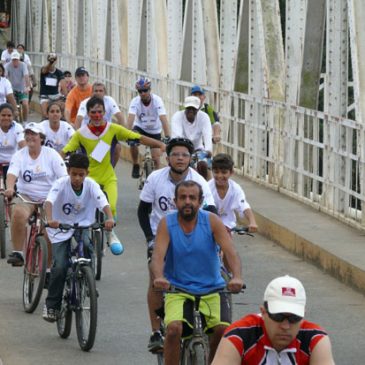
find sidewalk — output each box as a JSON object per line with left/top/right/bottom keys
{"left": 234, "top": 175, "right": 365, "bottom": 294}
{"left": 28, "top": 106, "right": 365, "bottom": 294}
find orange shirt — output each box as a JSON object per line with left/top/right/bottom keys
{"left": 65, "top": 84, "right": 92, "bottom": 122}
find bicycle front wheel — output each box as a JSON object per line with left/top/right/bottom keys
{"left": 0, "top": 196, "right": 6, "bottom": 258}
{"left": 191, "top": 343, "right": 207, "bottom": 365}
{"left": 57, "top": 276, "right": 73, "bottom": 338}
{"left": 23, "top": 235, "right": 47, "bottom": 313}
{"left": 92, "top": 229, "right": 103, "bottom": 280}
{"left": 75, "top": 265, "right": 97, "bottom": 351}
{"left": 144, "top": 158, "right": 154, "bottom": 178}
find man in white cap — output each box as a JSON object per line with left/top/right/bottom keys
{"left": 212, "top": 275, "right": 335, "bottom": 365}
{"left": 171, "top": 96, "right": 213, "bottom": 179}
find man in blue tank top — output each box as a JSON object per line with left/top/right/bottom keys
{"left": 151, "top": 180, "right": 244, "bottom": 365}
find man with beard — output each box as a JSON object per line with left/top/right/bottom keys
{"left": 137, "top": 137, "right": 216, "bottom": 352}
{"left": 151, "top": 180, "right": 244, "bottom": 365}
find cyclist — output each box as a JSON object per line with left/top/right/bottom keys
{"left": 209, "top": 153, "right": 257, "bottom": 233}
{"left": 62, "top": 96, "right": 165, "bottom": 249}
{"left": 0, "top": 63, "right": 18, "bottom": 115}
{"left": 64, "top": 67, "right": 92, "bottom": 126}
{"left": 43, "top": 153, "right": 114, "bottom": 322}
{"left": 63, "top": 70, "right": 75, "bottom": 95}
{"left": 0, "top": 41, "right": 15, "bottom": 65}
{"left": 191, "top": 85, "right": 221, "bottom": 144}
{"left": 171, "top": 95, "right": 213, "bottom": 179}
{"left": 212, "top": 275, "right": 335, "bottom": 365}
{"left": 75, "top": 81, "right": 125, "bottom": 129}
{"left": 151, "top": 180, "right": 244, "bottom": 365}
{"left": 0, "top": 103, "right": 25, "bottom": 180}
{"left": 137, "top": 137, "right": 216, "bottom": 352}
{"left": 127, "top": 77, "right": 170, "bottom": 177}
{"left": 4, "top": 51, "right": 31, "bottom": 124}
{"left": 17, "top": 44, "right": 37, "bottom": 103}
{"left": 39, "top": 53, "right": 67, "bottom": 119}
{"left": 40, "top": 102, "right": 75, "bottom": 152}
{"left": 5, "top": 122, "right": 67, "bottom": 267}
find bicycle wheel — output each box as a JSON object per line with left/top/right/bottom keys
{"left": 191, "top": 343, "right": 207, "bottom": 365}
{"left": 57, "top": 276, "right": 73, "bottom": 338}
{"left": 75, "top": 265, "right": 97, "bottom": 351}
{"left": 0, "top": 196, "right": 6, "bottom": 258}
{"left": 144, "top": 158, "right": 154, "bottom": 179}
{"left": 23, "top": 235, "right": 47, "bottom": 313}
{"left": 92, "top": 229, "right": 103, "bottom": 280}
{"left": 156, "top": 352, "right": 164, "bottom": 365}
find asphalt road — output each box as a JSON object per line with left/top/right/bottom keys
{"left": 0, "top": 161, "right": 364, "bottom": 364}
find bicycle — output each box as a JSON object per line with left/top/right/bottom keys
{"left": 156, "top": 286, "right": 244, "bottom": 364}
{"left": 138, "top": 145, "right": 154, "bottom": 190}
{"left": 14, "top": 90, "right": 25, "bottom": 125}
{"left": 92, "top": 208, "right": 105, "bottom": 280}
{"left": 16, "top": 193, "right": 48, "bottom": 313}
{"left": 50, "top": 222, "right": 99, "bottom": 351}
{"left": 0, "top": 163, "right": 10, "bottom": 258}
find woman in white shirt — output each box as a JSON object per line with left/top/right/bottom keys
{"left": 5, "top": 122, "right": 67, "bottom": 266}
{"left": 40, "top": 102, "right": 75, "bottom": 152}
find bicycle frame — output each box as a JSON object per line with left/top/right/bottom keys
{"left": 0, "top": 163, "right": 10, "bottom": 258}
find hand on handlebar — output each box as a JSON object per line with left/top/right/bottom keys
{"left": 227, "top": 277, "right": 245, "bottom": 293}
{"left": 4, "top": 188, "right": 15, "bottom": 200}
{"left": 153, "top": 277, "right": 170, "bottom": 291}
{"left": 248, "top": 224, "right": 258, "bottom": 233}
{"left": 47, "top": 220, "right": 60, "bottom": 229}
{"left": 104, "top": 218, "right": 114, "bottom": 231}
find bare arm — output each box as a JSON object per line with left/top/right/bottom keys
{"left": 102, "top": 205, "right": 115, "bottom": 231}
{"left": 211, "top": 338, "right": 241, "bottom": 365}
{"left": 6, "top": 93, "right": 18, "bottom": 114}
{"left": 127, "top": 113, "right": 135, "bottom": 129}
{"left": 44, "top": 201, "right": 59, "bottom": 228}
{"left": 64, "top": 109, "right": 72, "bottom": 124}
{"left": 74, "top": 115, "right": 83, "bottom": 129}
{"left": 18, "top": 140, "right": 26, "bottom": 149}
{"left": 140, "top": 135, "right": 166, "bottom": 153}
{"left": 160, "top": 114, "right": 170, "bottom": 137}
{"left": 150, "top": 218, "right": 170, "bottom": 289}
{"left": 4, "top": 173, "right": 17, "bottom": 198}
{"left": 243, "top": 208, "right": 258, "bottom": 233}
{"left": 310, "top": 336, "right": 335, "bottom": 365}
{"left": 113, "top": 111, "right": 125, "bottom": 126}
{"left": 59, "top": 79, "right": 68, "bottom": 96}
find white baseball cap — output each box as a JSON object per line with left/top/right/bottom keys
{"left": 11, "top": 51, "right": 20, "bottom": 60}
{"left": 264, "top": 275, "right": 306, "bottom": 317}
{"left": 184, "top": 96, "right": 201, "bottom": 110}
{"left": 24, "top": 122, "right": 45, "bottom": 135}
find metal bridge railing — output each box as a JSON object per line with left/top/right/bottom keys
{"left": 29, "top": 52, "right": 365, "bottom": 230}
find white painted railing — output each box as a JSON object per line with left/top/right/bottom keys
{"left": 29, "top": 52, "right": 365, "bottom": 229}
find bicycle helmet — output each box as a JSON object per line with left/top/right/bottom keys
{"left": 166, "top": 138, "right": 194, "bottom": 156}
{"left": 135, "top": 77, "right": 151, "bottom": 90}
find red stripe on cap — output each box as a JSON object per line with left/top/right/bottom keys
{"left": 282, "top": 287, "right": 296, "bottom": 297}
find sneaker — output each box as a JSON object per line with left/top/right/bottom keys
{"left": 106, "top": 231, "right": 124, "bottom": 255}
{"left": 42, "top": 304, "right": 59, "bottom": 323}
{"left": 132, "top": 164, "right": 140, "bottom": 178}
{"left": 148, "top": 331, "right": 164, "bottom": 352}
{"left": 7, "top": 252, "right": 24, "bottom": 267}
{"left": 44, "top": 272, "right": 50, "bottom": 289}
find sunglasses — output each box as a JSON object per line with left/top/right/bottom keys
{"left": 267, "top": 310, "right": 303, "bottom": 324}
{"left": 89, "top": 110, "right": 104, "bottom": 114}
{"left": 138, "top": 88, "right": 150, "bottom": 94}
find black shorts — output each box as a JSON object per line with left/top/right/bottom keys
{"left": 132, "top": 126, "right": 161, "bottom": 141}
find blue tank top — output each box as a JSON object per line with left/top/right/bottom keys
{"left": 165, "top": 210, "right": 225, "bottom": 295}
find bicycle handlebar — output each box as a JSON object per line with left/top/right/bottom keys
{"left": 165, "top": 284, "right": 246, "bottom": 295}
{"left": 44, "top": 222, "right": 111, "bottom": 232}
{"left": 231, "top": 226, "right": 254, "bottom": 236}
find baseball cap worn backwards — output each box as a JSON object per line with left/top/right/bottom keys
{"left": 75, "top": 67, "right": 89, "bottom": 77}
{"left": 24, "top": 122, "right": 45, "bottom": 135}
{"left": 264, "top": 275, "right": 306, "bottom": 317}
{"left": 184, "top": 96, "right": 201, "bottom": 110}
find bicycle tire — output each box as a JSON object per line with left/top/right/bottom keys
{"left": 191, "top": 343, "right": 207, "bottom": 365}
{"left": 0, "top": 196, "right": 6, "bottom": 258}
{"left": 22, "top": 235, "right": 47, "bottom": 313}
{"left": 196, "top": 161, "right": 208, "bottom": 181}
{"left": 144, "top": 158, "right": 154, "bottom": 179}
{"left": 156, "top": 352, "right": 164, "bottom": 365}
{"left": 57, "top": 277, "right": 73, "bottom": 338}
{"left": 75, "top": 265, "right": 97, "bottom": 351}
{"left": 92, "top": 229, "right": 102, "bottom": 280}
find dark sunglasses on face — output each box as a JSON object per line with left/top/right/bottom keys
{"left": 267, "top": 310, "right": 303, "bottom": 324}
{"left": 138, "top": 88, "right": 150, "bottom": 94}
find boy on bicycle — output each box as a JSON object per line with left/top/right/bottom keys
{"left": 43, "top": 153, "right": 114, "bottom": 322}
{"left": 208, "top": 153, "right": 258, "bottom": 233}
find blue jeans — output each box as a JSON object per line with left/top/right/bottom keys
{"left": 45, "top": 230, "right": 93, "bottom": 310}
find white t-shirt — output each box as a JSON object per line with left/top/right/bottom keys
{"left": 0, "top": 122, "right": 24, "bottom": 163}
{"left": 8, "top": 146, "right": 67, "bottom": 201}
{"left": 40, "top": 120, "right": 75, "bottom": 152}
{"left": 0, "top": 77, "right": 13, "bottom": 104}
{"left": 140, "top": 166, "right": 215, "bottom": 235}
{"left": 208, "top": 179, "right": 251, "bottom": 229}
{"left": 77, "top": 95, "right": 121, "bottom": 127}
{"left": 46, "top": 176, "right": 109, "bottom": 243}
{"left": 1, "top": 50, "right": 13, "bottom": 65}
{"left": 171, "top": 110, "right": 213, "bottom": 152}
{"left": 128, "top": 93, "right": 166, "bottom": 134}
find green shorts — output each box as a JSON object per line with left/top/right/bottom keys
{"left": 164, "top": 292, "right": 230, "bottom": 338}
{"left": 14, "top": 90, "right": 29, "bottom": 102}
